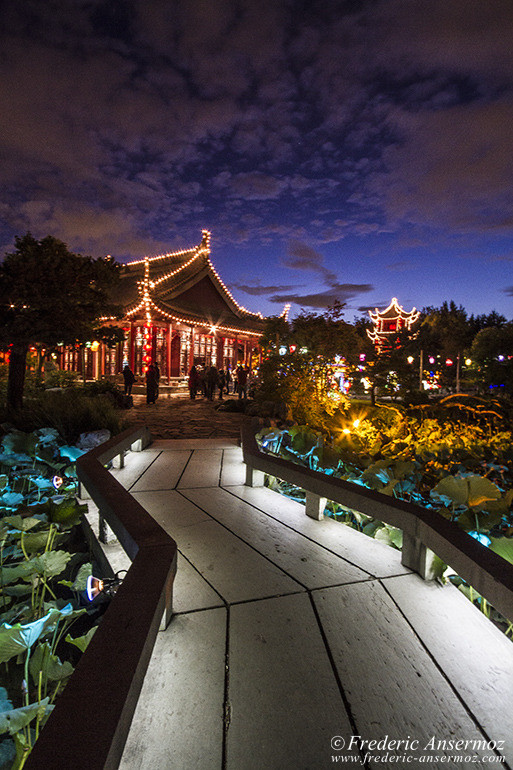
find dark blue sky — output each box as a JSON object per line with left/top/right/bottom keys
{"left": 1, "top": 0, "right": 512, "bottom": 320}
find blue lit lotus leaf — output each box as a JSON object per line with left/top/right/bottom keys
{"left": 0, "top": 492, "right": 24, "bottom": 508}
{"left": 58, "top": 446, "right": 85, "bottom": 461}
{"left": 469, "top": 531, "right": 491, "bottom": 547}
{"left": 29, "top": 476, "right": 55, "bottom": 489}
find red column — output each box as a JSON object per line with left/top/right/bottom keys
{"left": 166, "top": 324, "right": 172, "bottom": 382}
{"left": 188, "top": 327, "right": 195, "bottom": 372}
{"left": 129, "top": 323, "right": 135, "bottom": 372}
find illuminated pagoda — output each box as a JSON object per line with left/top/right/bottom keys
{"left": 367, "top": 297, "right": 420, "bottom": 352}
{"left": 60, "top": 230, "right": 266, "bottom": 381}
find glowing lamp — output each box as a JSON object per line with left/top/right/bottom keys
{"left": 86, "top": 571, "right": 126, "bottom": 602}
{"left": 279, "top": 346, "right": 287, "bottom": 356}
{"left": 498, "top": 355, "right": 505, "bottom": 362}
{"left": 289, "top": 345, "right": 297, "bottom": 353}
{"left": 445, "top": 359, "right": 453, "bottom": 366}
{"left": 465, "top": 358, "right": 472, "bottom": 366}
{"left": 429, "top": 357, "right": 435, "bottom": 364}
{"left": 90, "top": 341, "right": 100, "bottom": 352}
{"left": 342, "top": 428, "right": 351, "bottom": 435}
{"left": 352, "top": 419, "right": 360, "bottom": 428}
{"left": 359, "top": 354, "right": 366, "bottom": 361}
{"left": 52, "top": 476, "right": 64, "bottom": 490}
{"left": 407, "top": 356, "right": 414, "bottom": 364}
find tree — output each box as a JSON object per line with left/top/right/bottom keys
{"left": 471, "top": 324, "right": 513, "bottom": 394}
{"left": 0, "top": 234, "right": 122, "bottom": 409}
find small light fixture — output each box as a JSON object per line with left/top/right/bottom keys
{"left": 52, "top": 475, "right": 64, "bottom": 490}
{"left": 86, "top": 571, "right": 126, "bottom": 601}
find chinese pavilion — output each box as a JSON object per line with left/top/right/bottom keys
{"left": 367, "top": 297, "right": 420, "bottom": 351}
{"left": 60, "top": 230, "right": 266, "bottom": 381}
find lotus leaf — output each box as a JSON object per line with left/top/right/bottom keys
{"left": 489, "top": 537, "right": 513, "bottom": 565}
{"left": 29, "top": 642, "right": 74, "bottom": 684}
{"left": 0, "top": 493, "right": 24, "bottom": 508}
{"left": 0, "top": 604, "right": 74, "bottom": 663}
{"left": 66, "top": 625, "right": 97, "bottom": 653}
{"left": 48, "top": 499, "right": 86, "bottom": 527}
{"left": 3, "top": 516, "right": 41, "bottom": 532}
{"left": 58, "top": 445, "right": 85, "bottom": 461}
{"left": 0, "top": 698, "right": 53, "bottom": 736}
{"left": 1, "top": 431, "right": 37, "bottom": 459}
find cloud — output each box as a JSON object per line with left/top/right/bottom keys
{"left": 231, "top": 283, "right": 299, "bottom": 296}
{"left": 269, "top": 283, "right": 373, "bottom": 310}
{"left": 503, "top": 287, "right": 513, "bottom": 297}
{"left": 283, "top": 240, "right": 339, "bottom": 284}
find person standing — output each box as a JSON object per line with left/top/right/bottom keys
{"left": 145, "top": 364, "right": 158, "bottom": 404}
{"left": 122, "top": 364, "right": 135, "bottom": 396}
{"left": 206, "top": 365, "right": 219, "bottom": 401}
{"left": 218, "top": 369, "right": 226, "bottom": 400}
{"left": 236, "top": 364, "right": 247, "bottom": 399}
{"left": 188, "top": 365, "right": 200, "bottom": 399}
{"left": 226, "top": 367, "right": 232, "bottom": 394}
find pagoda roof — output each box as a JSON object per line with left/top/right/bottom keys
{"left": 368, "top": 297, "right": 419, "bottom": 324}
{"left": 119, "top": 231, "right": 265, "bottom": 335}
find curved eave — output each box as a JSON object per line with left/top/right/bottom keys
{"left": 148, "top": 300, "right": 264, "bottom": 336}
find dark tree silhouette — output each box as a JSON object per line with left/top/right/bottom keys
{"left": 0, "top": 233, "right": 122, "bottom": 409}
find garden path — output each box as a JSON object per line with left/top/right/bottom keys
{"left": 97, "top": 439, "right": 513, "bottom": 770}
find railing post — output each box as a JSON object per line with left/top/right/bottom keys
{"left": 401, "top": 532, "right": 438, "bottom": 580}
{"left": 245, "top": 464, "right": 265, "bottom": 487}
{"left": 99, "top": 514, "right": 117, "bottom": 544}
{"left": 305, "top": 491, "right": 326, "bottom": 520}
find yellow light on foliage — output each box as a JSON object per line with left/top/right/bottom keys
{"left": 352, "top": 419, "right": 360, "bottom": 428}
{"left": 342, "top": 428, "right": 351, "bottom": 435}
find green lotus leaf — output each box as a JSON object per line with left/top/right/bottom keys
{"left": 0, "top": 604, "right": 74, "bottom": 663}
{"left": 3, "top": 516, "right": 41, "bottom": 532}
{"left": 466, "top": 476, "right": 501, "bottom": 508}
{"left": 66, "top": 625, "right": 97, "bottom": 653}
{"left": 29, "top": 642, "right": 74, "bottom": 685}
{"left": 0, "top": 697, "right": 53, "bottom": 736}
{"left": 32, "top": 550, "right": 71, "bottom": 578}
{"left": 489, "top": 537, "right": 513, "bottom": 566}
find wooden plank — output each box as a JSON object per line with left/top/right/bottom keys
{"left": 220, "top": 447, "right": 246, "bottom": 487}
{"left": 110, "top": 449, "right": 161, "bottom": 490}
{"left": 228, "top": 485, "right": 408, "bottom": 578}
{"left": 120, "top": 608, "right": 226, "bottom": 770}
{"left": 313, "top": 581, "right": 500, "bottom": 766}
{"left": 152, "top": 438, "right": 239, "bottom": 450}
{"left": 227, "top": 593, "right": 353, "bottom": 769}
{"left": 385, "top": 573, "right": 513, "bottom": 767}
{"left": 173, "top": 519, "right": 302, "bottom": 603}
{"left": 178, "top": 449, "right": 223, "bottom": 488}
{"left": 183, "top": 487, "right": 371, "bottom": 588}
{"left": 130, "top": 450, "right": 191, "bottom": 491}
{"left": 173, "top": 553, "right": 224, "bottom": 613}
{"left": 131, "top": 489, "right": 211, "bottom": 534}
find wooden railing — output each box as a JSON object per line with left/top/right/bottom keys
{"left": 241, "top": 424, "right": 513, "bottom": 623}
{"left": 26, "top": 427, "right": 177, "bottom": 770}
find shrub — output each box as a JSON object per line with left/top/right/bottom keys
{"left": 0, "top": 390, "right": 123, "bottom": 443}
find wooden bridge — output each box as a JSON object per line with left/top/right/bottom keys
{"left": 95, "top": 438, "right": 513, "bottom": 770}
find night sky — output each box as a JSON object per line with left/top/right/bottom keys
{"left": 1, "top": 1, "right": 512, "bottom": 320}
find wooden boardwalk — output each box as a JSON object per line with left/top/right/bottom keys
{"left": 98, "top": 439, "right": 513, "bottom": 770}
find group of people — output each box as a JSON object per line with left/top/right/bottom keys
{"left": 122, "top": 362, "right": 161, "bottom": 404}
{"left": 188, "top": 364, "right": 249, "bottom": 401}
{"left": 123, "top": 361, "right": 251, "bottom": 404}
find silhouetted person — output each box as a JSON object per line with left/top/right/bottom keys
{"left": 145, "top": 364, "right": 158, "bottom": 404}
{"left": 123, "top": 365, "right": 135, "bottom": 396}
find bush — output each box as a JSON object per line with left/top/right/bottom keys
{"left": 1, "top": 389, "right": 123, "bottom": 443}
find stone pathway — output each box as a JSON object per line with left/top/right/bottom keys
{"left": 122, "top": 392, "right": 247, "bottom": 440}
